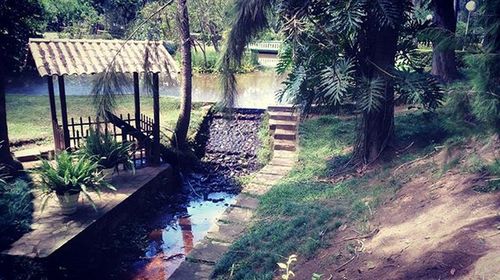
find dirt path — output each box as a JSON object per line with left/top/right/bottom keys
{"left": 295, "top": 140, "right": 500, "bottom": 280}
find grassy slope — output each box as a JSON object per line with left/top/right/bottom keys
{"left": 6, "top": 95, "right": 209, "bottom": 145}
{"left": 213, "top": 112, "right": 466, "bottom": 279}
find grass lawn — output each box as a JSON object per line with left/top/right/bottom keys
{"left": 212, "top": 112, "right": 454, "bottom": 279}
{"left": 6, "top": 94, "right": 210, "bottom": 146}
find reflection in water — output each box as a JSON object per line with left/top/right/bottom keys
{"left": 6, "top": 71, "right": 284, "bottom": 108}
{"left": 131, "top": 192, "right": 236, "bottom": 280}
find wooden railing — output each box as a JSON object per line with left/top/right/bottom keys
{"left": 248, "top": 41, "right": 282, "bottom": 52}
{"left": 60, "top": 113, "right": 156, "bottom": 168}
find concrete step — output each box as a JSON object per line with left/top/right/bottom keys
{"left": 269, "top": 119, "right": 297, "bottom": 131}
{"left": 14, "top": 148, "right": 54, "bottom": 162}
{"left": 273, "top": 150, "right": 298, "bottom": 159}
{"left": 274, "top": 129, "right": 296, "bottom": 140}
{"left": 274, "top": 139, "right": 296, "bottom": 151}
{"left": 269, "top": 111, "right": 298, "bottom": 122}
{"left": 268, "top": 105, "right": 295, "bottom": 113}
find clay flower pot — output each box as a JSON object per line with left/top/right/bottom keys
{"left": 56, "top": 192, "right": 80, "bottom": 215}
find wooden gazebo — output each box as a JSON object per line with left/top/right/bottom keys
{"left": 28, "top": 38, "right": 179, "bottom": 165}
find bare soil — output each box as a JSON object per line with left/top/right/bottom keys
{"left": 294, "top": 137, "right": 500, "bottom": 280}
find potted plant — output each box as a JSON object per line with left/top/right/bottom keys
{"left": 36, "top": 151, "right": 115, "bottom": 215}
{"left": 79, "top": 129, "right": 135, "bottom": 177}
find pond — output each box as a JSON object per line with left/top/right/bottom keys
{"left": 6, "top": 71, "right": 285, "bottom": 108}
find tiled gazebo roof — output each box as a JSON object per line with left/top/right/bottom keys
{"left": 28, "top": 38, "right": 179, "bottom": 78}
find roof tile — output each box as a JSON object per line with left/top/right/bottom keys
{"left": 28, "top": 38, "right": 179, "bottom": 78}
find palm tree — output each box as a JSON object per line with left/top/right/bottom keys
{"left": 220, "top": 0, "right": 443, "bottom": 164}
{"left": 173, "top": 0, "right": 193, "bottom": 149}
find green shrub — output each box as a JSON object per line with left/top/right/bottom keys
{"left": 0, "top": 178, "right": 33, "bottom": 249}
{"left": 192, "top": 49, "right": 220, "bottom": 73}
{"left": 36, "top": 151, "right": 115, "bottom": 209}
{"left": 474, "top": 159, "right": 500, "bottom": 192}
{"left": 190, "top": 48, "right": 259, "bottom": 73}
{"left": 79, "top": 129, "right": 134, "bottom": 171}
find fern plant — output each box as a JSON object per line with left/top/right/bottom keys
{"left": 276, "top": 0, "right": 443, "bottom": 113}
{"left": 36, "top": 151, "right": 115, "bottom": 210}
{"left": 78, "top": 128, "right": 135, "bottom": 172}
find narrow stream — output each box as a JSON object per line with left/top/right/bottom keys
{"left": 129, "top": 192, "right": 236, "bottom": 279}
{"left": 91, "top": 109, "right": 265, "bottom": 279}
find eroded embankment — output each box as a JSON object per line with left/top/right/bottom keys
{"left": 295, "top": 136, "right": 500, "bottom": 280}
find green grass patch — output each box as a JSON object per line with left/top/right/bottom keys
{"left": 212, "top": 117, "right": 381, "bottom": 279}
{"left": 257, "top": 112, "right": 272, "bottom": 166}
{"left": 213, "top": 113, "right": 454, "bottom": 279}
{"left": 6, "top": 94, "right": 209, "bottom": 145}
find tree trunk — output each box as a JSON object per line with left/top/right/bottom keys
{"left": 174, "top": 0, "right": 193, "bottom": 149}
{"left": 0, "top": 70, "right": 22, "bottom": 174}
{"left": 354, "top": 1, "right": 402, "bottom": 164}
{"left": 431, "top": 0, "right": 459, "bottom": 82}
{"left": 208, "top": 21, "right": 220, "bottom": 52}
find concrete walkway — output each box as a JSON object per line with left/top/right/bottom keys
{"left": 170, "top": 106, "right": 299, "bottom": 279}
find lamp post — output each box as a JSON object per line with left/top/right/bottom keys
{"left": 465, "top": 1, "right": 476, "bottom": 36}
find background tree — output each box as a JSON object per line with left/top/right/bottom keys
{"left": 173, "top": 0, "right": 193, "bottom": 149}
{"left": 431, "top": 0, "right": 460, "bottom": 82}
{"left": 464, "top": 0, "right": 500, "bottom": 128}
{"left": 0, "top": 0, "right": 44, "bottom": 173}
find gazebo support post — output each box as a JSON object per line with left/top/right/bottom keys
{"left": 133, "top": 72, "right": 141, "bottom": 130}
{"left": 151, "top": 73, "right": 161, "bottom": 165}
{"left": 58, "top": 75, "right": 70, "bottom": 149}
{"left": 47, "top": 76, "right": 60, "bottom": 151}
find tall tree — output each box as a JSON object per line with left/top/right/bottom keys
{"left": 0, "top": 0, "right": 43, "bottom": 174}
{"left": 355, "top": 1, "right": 404, "bottom": 162}
{"left": 174, "top": 0, "right": 193, "bottom": 149}
{"left": 431, "top": 0, "right": 460, "bottom": 82}
{"left": 220, "top": 0, "right": 443, "bottom": 164}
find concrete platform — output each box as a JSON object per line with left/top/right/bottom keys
{"left": 0, "top": 165, "right": 174, "bottom": 277}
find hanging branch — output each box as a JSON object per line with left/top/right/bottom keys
{"left": 92, "top": 0, "right": 175, "bottom": 120}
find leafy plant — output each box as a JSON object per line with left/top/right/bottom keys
{"left": 36, "top": 151, "right": 115, "bottom": 210}
{"left": 0, "top": 179, "right": 33, "bottom": 249}
{"left": 278, "top": 254, "right": 297, "bottom": 280}
{"left": 79, "top": 128, "right": 135, "bottom": 172}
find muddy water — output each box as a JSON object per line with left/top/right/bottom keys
{"left": 128, "top": 192, "right": 236, "bottom": 279}
{"left": 6, "top": 71, "right": 284, "bottom": 108}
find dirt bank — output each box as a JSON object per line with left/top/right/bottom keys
{"left": 294, "top": 136, "right": 500, "bottom": 280}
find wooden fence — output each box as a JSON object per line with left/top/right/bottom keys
{"left": 61, "top": 113, "right": 155, "bottom": 168}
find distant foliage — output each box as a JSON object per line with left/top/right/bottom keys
{"left": 0, "top": 0, "right": 44, "bottom": 73}
{"left": 41, "top": 0, "right": 102, "bottom": 34}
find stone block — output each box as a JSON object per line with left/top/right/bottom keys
{"left": 187, "top": 240, "right": 230, "bottom": 264}
{"left": 169, "top": 260, "right": 214, "bottom": 280}
{"left": 217, "top": 206, "right": 254, "bottom": 225}
{"left": 206, "top": 222, "right": 247, "bottom": 243}
{"left": 231, "top": 194, "right": 260, "bottom": 210}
